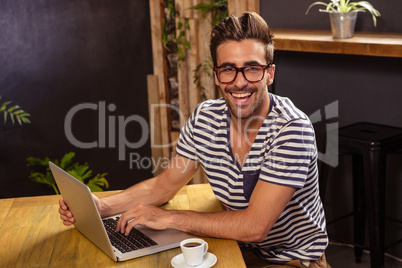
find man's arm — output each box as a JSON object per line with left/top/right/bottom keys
{"left": 59, "top": 153, "right": 199, "bottom": 225}
{"left": 117, "top": 179, "right": 296, "bottom": 242}
{"left": 100, "top": 153, "right": 199, "bottom": 217}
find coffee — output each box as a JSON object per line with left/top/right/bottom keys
{"left": 180, "top": 238, "right": 209, "bottom": 266}
{"left": 184, "top": 242, "right": 202, "bottom": 248}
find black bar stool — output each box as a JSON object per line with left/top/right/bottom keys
{"left": 320, "top": 122, "right": 402, "bottom": 268}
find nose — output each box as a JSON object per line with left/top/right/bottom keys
{"left": 232, "top": 70, "right": 248, "bottom": 89}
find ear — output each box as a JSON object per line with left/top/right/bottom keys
{"left": 266, "top": 64, "right": 275, "bottom": 86}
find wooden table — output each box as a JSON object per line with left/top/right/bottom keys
{"left": 0, "top": 184, "right": 246, "bottom": 267}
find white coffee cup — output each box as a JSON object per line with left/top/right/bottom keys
{"left": 180, "top": 238, "right": 208, "bottom": 266}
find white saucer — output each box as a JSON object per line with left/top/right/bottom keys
{"left": 171, "top": 252, "right": 217, "bottom": 268}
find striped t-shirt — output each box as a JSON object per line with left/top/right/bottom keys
{"left": 176, "top": 93, "right": 328, "bottom": 263}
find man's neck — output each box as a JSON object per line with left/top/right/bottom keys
{"left": 229, "top": 94, "right": 270, "bottom": 167}
{"left": 230, "top": 93, "right": 270, "bottom": 132}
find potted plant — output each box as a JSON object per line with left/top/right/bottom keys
{"left": 27, "top": 152, "right": 109, "bottom": 194}
{"left": 306, "top": 0, "right": 380, "bottom": 39}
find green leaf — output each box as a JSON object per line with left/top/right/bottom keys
{"left": 9, "top": 112, "right": 15, "bottom": 124}
{"left": 60, "top": 152, "right": 75, "bottom": 169}
{"left": 21, "top": 116, "right": 31, "bottom": 123}
{"left": 184, "top": 41, "right": 191, "bottom": 49}
{"left": 86, "top": 174, "right": 109, "bottom": 192}
{"left": 27, "top": 152, "right": 109, "bottom": 194}
{"left": 0, "top": 98, "right": 31, "bottom": 126}
{"left": 29, "top": 172, "right": 46, "bottom": 182}
{"left": 74, "top": 164, "right": 92, "bottom": 179}
{"left": 7, "top": 105, "right": 19, "bottom": 113}
{"left": 0, "top": 101, "right": 11, "bottom": 112}
{"left": 87, "top": 184, "right": 103, "bottom": 192}
{"left": 27, "top": 156, "right": 51, "bottom": 166}
{"left": 306, "top": 2, "right": 332, "bottom": 14}
{"left": 26, "top": 157, "right": 43, "bottom": 166}
{"left": 167, "top": 1, "right": 176, "bottom": 19}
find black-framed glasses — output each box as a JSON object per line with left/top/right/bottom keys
{"left": 214, "top": 63, "right": 271, "bottom": 84}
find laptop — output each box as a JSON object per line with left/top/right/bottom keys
{"left": 49, "top": 161, "right": 190, "bottom": 262}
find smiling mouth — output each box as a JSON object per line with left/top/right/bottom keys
{"left": 230, "top": 92, "right": 253, "bottom": 102}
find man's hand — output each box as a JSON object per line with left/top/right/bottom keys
{"left": 116, "top": 203, "right": 171, "bottom": 236}
{"left": 58, "top": 194, "right": 102, "bottom": 226}
{"left": 59, "top": 199, "right": 74, "bottom": 226}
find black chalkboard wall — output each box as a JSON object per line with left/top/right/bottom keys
{"left": 261, "top": 0, "right": 402, "bottom": 32}
{"left": 0, "top": 1, "right": 154, "bottom": 197}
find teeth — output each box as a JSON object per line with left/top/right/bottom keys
{"left": 231, "top": 92, "right": 251, "bottom": 98}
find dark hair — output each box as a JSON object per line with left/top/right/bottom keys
{"left": 210, "top": 12, "right": 274, "bottom": 67}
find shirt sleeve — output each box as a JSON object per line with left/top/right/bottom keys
{"left": 175, "top": 103, "right": 202, "bottom": 161}
{"left": 260, "top": 119, "right": 316, "bottom": 189}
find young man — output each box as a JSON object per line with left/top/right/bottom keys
{"left": 59, "top": 12, "right": 329, "bottom": 267}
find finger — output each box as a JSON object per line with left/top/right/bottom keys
{"left": 117, "top": 215, "right": 137, "bottom": 235}
{"left": 125, "top": 219, "right": 137, "bottom": 236}
{"left": 59, "top": 199, "right": 68, "bottom": 210}
{"left": 58, "top": 207, "right": 72, "bottom": 218}
{"left": 116, "top": 215, "right": 127, "bottom": 233}
{"left": 58, "top": 207, "right": 67, "bottom": 216}
{"left": 59, "top": 212, "right": 74, "bottom": 222}
{"left": 63, "top": 220, "right": 74, "bottom": 226}
{"left": 59, "top": 212, "right": 68, "bottom": 221}
{"left": 60, "top": 214, "right": 74, "bottom": 226}
{"left": 59, "top": 208, "right": 74, "bottom": 222}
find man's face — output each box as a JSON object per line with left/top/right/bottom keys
{"left": 214, "top": 39, "right": 275, "bottom": 120}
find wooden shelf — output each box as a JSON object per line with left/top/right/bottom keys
{"left": 272, "top": 28, "right": 402, "bottom": 58}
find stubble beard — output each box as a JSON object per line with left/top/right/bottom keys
{"left": 222, "top": 85, "right": 266, "bottom": 120}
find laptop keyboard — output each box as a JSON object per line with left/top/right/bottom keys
{"left": 102, "top": 217, "right": 158, "bottom": 253}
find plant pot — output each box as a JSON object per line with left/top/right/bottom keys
{"left": 329, "top": 12, "right": 357, "bottom": 39}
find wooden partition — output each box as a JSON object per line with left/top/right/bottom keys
{"left": 228, "top": 0, "right": 259, "bottom": 16}
{"left": 147, "top": 0, "right": 259, "bottom": 182}
{"left": 148, "top": 0, "right": 170, "bottom": 176}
